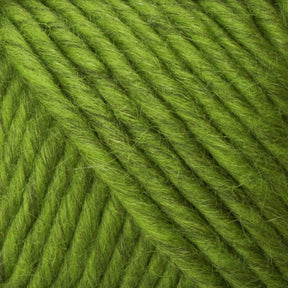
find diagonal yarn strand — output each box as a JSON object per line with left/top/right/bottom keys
{"left": 1, "top": 1, "right": 288, "bottom": 287}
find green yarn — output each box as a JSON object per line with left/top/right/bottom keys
{"left": 1, "top": 1, "right": 288, "bottom": 287}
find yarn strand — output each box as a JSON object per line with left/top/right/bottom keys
{"left": 1, "top": 1, "right": 288, "bottom": 287}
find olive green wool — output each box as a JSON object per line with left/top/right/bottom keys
{"left": 0, "top": 0, "right": 288, "bottom": 287}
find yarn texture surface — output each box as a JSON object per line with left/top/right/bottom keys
{"left": 0, "top": 0, "right": 288, "bottom": 287}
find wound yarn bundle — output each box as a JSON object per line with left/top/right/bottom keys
{"left": 0, "top": 0, "right": 288, "bottom": 287}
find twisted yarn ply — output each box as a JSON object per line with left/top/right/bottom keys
{"left": 0, "top": 0, "right": 288, "bottom": 287}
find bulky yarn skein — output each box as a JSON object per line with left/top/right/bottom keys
{"left": 0, "top": 0, "right": 288, "bottom": 287}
